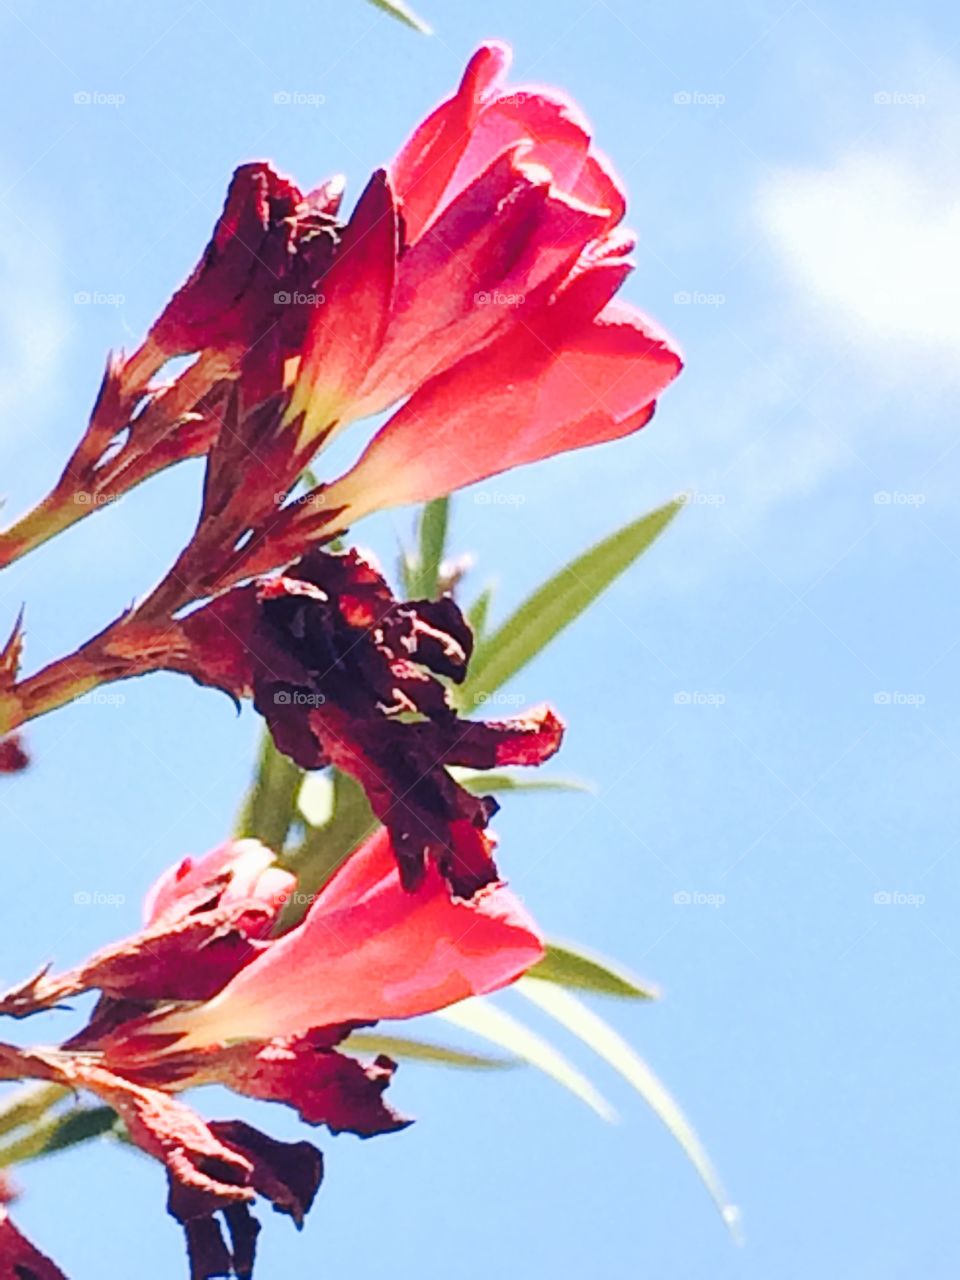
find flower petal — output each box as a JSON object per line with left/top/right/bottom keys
{"left": 209, "top": 1120, "right": 323, "bottom": 1226}
{"left": 206, "top": 1039, "right": 410, "bottom": 1138}
{"left": 289, "top": 170, "right": 398, "bottom": 442}
{"left": 351, "top": 150, "right": 609, "bottom": 417}
{"left": 0, "top": 1209, "right": 67, "bottom": 1280}
{"left": 390, "top": 42, "right": 510, "bottom": 242}
{"left": 143, "top": 840, "right": 295, "bottom": 926}
{"left": 324, "top": 293, "right": 682, "bottom": 519}
{"left": 147, "top": 828, "right": 544, "bottom": 1049}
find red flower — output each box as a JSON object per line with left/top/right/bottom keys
{"left": 100, "top": 43, "right": 680, "bottom": 604}
{"left": 275, "top": 41, "right": 681, "bottom": 532}
{"left": 171, "top": 548, "right": 564, "bottom": 895}
{"left": 0, "top": 831, "right": 541, "bottom": 1276}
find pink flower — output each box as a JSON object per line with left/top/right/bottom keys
{"left": 281, "top": 41, "right": 681, "bottom": 519}
{"left": 110, "top": 825, "right": 543, "bottom": 1055}
{"left": 0, "top": 831, "right": 542, "bottom": 1276}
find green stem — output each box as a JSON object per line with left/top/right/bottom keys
{"left": 0, "top": 489, "right": 88, "bottom": 570}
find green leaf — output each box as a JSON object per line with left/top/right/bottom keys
{"left": 466, "top": 583, "right": 495, "bottom": 641}
{"left": 235, "top": 731, "right": 304, "bottom": 852}
{"left": 0, "top": 1106, "right": 118, "bottom": 1168}
{"left": 405, "top": 497, "right": 449, "bottom": 599}
{"left": 436, "top": 998, "right": 615, "bottom": 1121}
{"left": 0, "top": 1084, "right": 69, "bottom": 1138}
{"left": 450, "top": 768, "right": 592, "bottom": 796}
{"left": 419, "top": 499, "right": 453, "bottom": 599}
{"left": 527, "top": 941, "right": 659, "bottom": 1000}
{"left": 458, "top": 498, "right": 684, "bottom": 705}
{"left": 515, "top": 981, "right": 740, "bottom": 1238}
{"left": 364, "top": 0, "right": 432, "bottom": 33}
{"left": 345, "top": 1032, "right": 516, "bottom": 1070}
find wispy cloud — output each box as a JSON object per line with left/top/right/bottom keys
{"left": 756, "top": 145, "right": 960, "bottom": 371}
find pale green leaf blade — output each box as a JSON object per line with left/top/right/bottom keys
{"left": 345, "top": 1031, "right": 516, "bottom": 1070}
{"left": 408, "top": 497, "right": 449, "bottom": 599}
{"left": 450, "top": 767, "right": 592, "bottom": 797}
{"left": 0, "top": 1106, "right": 118, "bottom": 1168}
{"left": 459, "top": 498, "right": 684, "bottom": 704}
{"left": 436, "top": 998, "right": 616, "bottom": 1121}
{"left": 0, "top": 1084, "right": 69, "bottom": 1138}
{"left": 364, "top": 0, "right": 432, "bottom": 33}
{"left": 527, "top": 941, "right": 659, "bottom": 1000}
{"left": 466, "top": 583, "right": 495, "bottom": 641}
{"left": 515, "top": 980, "right": 740, "bottom": 1238}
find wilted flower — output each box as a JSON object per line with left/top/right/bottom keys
{"left": 169, "top": 547, "right": 564, "bottom": 895}
{"left": 125, "top": 162, "right": 343, "bottom": 400}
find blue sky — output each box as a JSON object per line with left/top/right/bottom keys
{"left": 1, "top": 0, "right": 959, "bottom": 1276}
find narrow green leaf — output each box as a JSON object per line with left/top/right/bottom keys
{"left": 408, "top": 497, "right": 449, "bottom": 599}
{"left": 466, "top": 583, "right": 495, "bottom": 641}
{"left": 0, "top": 1084, "right": 69, "bottom": 1138}
{"left": 364, "top": 0, "right": 432, "bottom": 33}
{"left": 235, "top": 730, "right": 303, "bottom": 852}
{"left": 345, "top": 1032, "right": 516, "bottom": 1070}
{"left": 0, "top": 1106, "right": 117, "bottom": 1168}
{"left": 450, "top": 768, "right": 592, "bottom": 797}
{"left": 436, "top": 998, "right": 616, "bottom": 1121}
{"left": 515, "top": 981, "right": 740, "bottom": 1238}
{"left": 459, "top": 498, "right": 684, "bottom": 704}
{"left": 527, "top": 941, "right": 659, "bottom": 1000}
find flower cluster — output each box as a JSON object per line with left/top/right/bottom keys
{"left": 0, "top": 39, "right": 681, "bottom": 1279}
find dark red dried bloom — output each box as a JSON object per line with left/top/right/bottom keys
{"left": 0, "top": 734, "right": 28, "bottom": 774}
{"left": 147, "top": 163, "right": 341, "bottom": 372}
{"left": 174, "top": 549, "right": 564, "bottom": 896}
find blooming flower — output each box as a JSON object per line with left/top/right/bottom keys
{"left": 120, "top": 41, "right": 681, "bottom": 605}
{"left": 0, "top": 831, "right": 542, "bottom": 1277}
{"left": 272, "top": 40, "right": 681, "bottom": 543}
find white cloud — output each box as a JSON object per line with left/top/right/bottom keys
{"left": 757, "top": 149, "right": 960, "bottom": 361}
